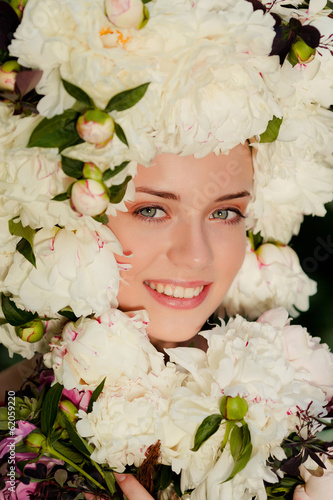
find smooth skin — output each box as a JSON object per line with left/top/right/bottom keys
{"left": 108, "top": 145, "right": 253, "bottom": 351}
{"left": 115, "top": 473, "right": 155, "bottom": 499}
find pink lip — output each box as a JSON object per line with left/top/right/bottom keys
{"left": 143, "top": 281, "right": 212, "bottom": 310}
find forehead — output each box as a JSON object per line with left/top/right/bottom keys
{"left": 134, "top": 146, "right": 253, "bottom": 197}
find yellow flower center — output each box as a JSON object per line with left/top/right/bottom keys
{"left": 100, "top": 26, "right": 130, "bottom": 48}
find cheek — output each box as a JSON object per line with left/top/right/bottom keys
{"left": 214, "top": 229, "right": 247, "bottom": 285}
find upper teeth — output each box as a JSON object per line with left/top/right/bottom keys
{"left": 145, "top": 282, "right": 204, "bottom": 299}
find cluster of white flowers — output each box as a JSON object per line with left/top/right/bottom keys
{"left": 8, "top": 0, "right": 333, "bottom": 243}
{"left": 43, "top": 307, "right": 332, "bottom": 499}
{"left": 3, "top": 225, "right": 123, "bottom": 318}
{"left": 164, "top": 308, "right": 332, "bottom": 499}
{"left": 0, "top": 100, "right": 136, "bottom": 341}
{"left": 223, "top": 238, "right": 317, "bottom": 319}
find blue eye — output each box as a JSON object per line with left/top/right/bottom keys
{"left": 139, "top": 207, "right": 158, "bottom": 217}
{"left": 135, "top": 206, "right": 167, "bottom": 220}
{"left": 210, "top": 209, "right": 230, "bottom": 220}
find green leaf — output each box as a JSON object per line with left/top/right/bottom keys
{"left": 102, "top": 161, "right": 129, "bottom": 182}
{"left": 0, "top": 407, "right": 8, "bottom": 430}
{"left": 16, "top": 238, "right": 36, "bottom": 267}
{"left": 57, "top": 307, "right": 78, "bottom": 322}
{"left": 62, "top": 79, "right": 95, "bottom": 108}
{"left": 224, "top": 423, "right": 253, "bottom": 482}
{"left": 191, "top": 414, "right": 223, "bottom": 452}
{"left": 103, "top": 470, "right": 116, "bottom": 495}
{"left": 8, "top": 219, "right": 37, "bottom": 266}
{"left": 156, "top": 465, "right": 175, "bottom": 491}
{"left": 8, "top": 218, "right": 35, "bottom": 245}
{"left": 230, "top": 422, "right": 251, "bottom": 460}
{"left": 1, "top": 293, "right": 38, "bottom": 326}
{"left": 93, "top": 214, "right": 109, "bottom": 225}
{"left": 87, "top": 377, "right": 106, "bottom": 413}
{"left": 52, "top": 192, "right": 69, "bottom": 202}
{"left": 316, "top": 428, "right": 333, "bottom": 441}
{"left": 52, "top": 440, "right": 85, "bottom": 464}
{"left": 64, "top": 419, "right": 93, "bottom": 456}
{"left": 259, "top": 116, "right": 283, "bottom": 143}
{"left": 142, "top": 0, "right": 152, "bottom": 3}
{"left": 108, "top": 175, "right": 132, "bottom": 204}
{"left": 27, "top": 109, "right": 83, "bottom": 152}
{"left": 105, "top": 83, "right": 150, "bottom": 113}
{"left": 247, "top": 231, "right": 263, "bottom": 251}
{"left": 0, "top": 318, "right": 8, "bottom": 326}
{"left": 61, "top": 155, "right": 84, "bottom": 179}
{"left": 41, "top": 384, "right": 63, "bottom": 435}
{"left": 114, "top": 122, "right": 128, "bottom": 146}
{"left": 15, "top": 443, "right": 32, "bottom": 454}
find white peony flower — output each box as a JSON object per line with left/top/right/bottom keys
{"left": 4, "top": 225, "right": 122, "bottom": 317}
{"left": 43, "top": 308, "right": 164, "bottom": 390}
{"left": 258, "top": 308, "right": 333, "bottom": 400}
{"left": 76, "top": 363, "right": 185, "bottom": 471}
{"left": 223, "top": 239, "right": 317, "bottom": 320}
{"left": 166, "top": 311, "right": 327, "bottom": 498}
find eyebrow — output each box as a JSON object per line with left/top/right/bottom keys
{"left": 135, "top": 187, "right": 251, "bottom": 202}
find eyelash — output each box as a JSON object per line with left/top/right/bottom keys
{"left": 132, "top": 205, "right": 246, "bottom": 225}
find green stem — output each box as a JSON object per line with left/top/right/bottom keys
{"left": 220, "top": 421, "right": 235, "bottom": 451}
{"left": 46, "top": 445, "right": 107, "bottom": 492}
{"left": 91, "top": 459, "right": 116, "bottom": 495}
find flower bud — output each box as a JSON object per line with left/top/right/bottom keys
{"left": 10, "top": 0, "right": 29, "bottom": 19}
{"left": 24, "top": 430, "right": 46, "bottom": 452}
{"left": 59, "top": 399, "right": 78, "bottom": 423}
{"left": 289, "top": 38, "right": 316, "bottom": 65}
{"left": 16, "top": 320, "right": 45, "bottom": 343}
{"left": 105, "top": 0, "right": 149, "bottom": 29}
{"left": 0, "top": 61, "right": 21, "bottom": 92}
{"left": 83, "top": 162, "right": 103, "bottom": 181}
{"left": 70, "top": 179, "right": 110, "bottom": 217}
{"left": 220, "top": 395, "right": 248, "bottom": 421}
{"left": 76, "top": 109, "right": 114, "bottom": 148}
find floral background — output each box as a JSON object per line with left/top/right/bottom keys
{"left": 1, "top": 202, "right": 332, "bottom": 372}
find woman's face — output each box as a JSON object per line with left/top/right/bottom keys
{"left": 108, "top": 145, "right": 253, "bottom": 349}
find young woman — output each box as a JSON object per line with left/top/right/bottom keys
{"left": 1, "top": 1, "right": 332, "bottom": 499}
{"left": 108, "top": 148, "right": 253, "bottom": 351}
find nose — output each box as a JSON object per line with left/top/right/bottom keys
{"left": 166, "top": 219, "right": 214, "bottom": 270}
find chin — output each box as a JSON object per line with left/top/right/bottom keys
{"left": 146, "top": 315, "right": 207, "bottom": 350}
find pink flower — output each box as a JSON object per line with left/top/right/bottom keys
{"left": 62, "top": 387, "right": 92, "bottom": 412}
{"left": 38, "top": 369, "right": 55, "bottom": 390}
{"left": 0, "top": 479, "right": 38, "bottom": 500}
{"left": 105, "top": 0, "right": 148, "bottom": 29}
{"left": 0, "top": 421, "right": 36, "bottom": 459}
{"left": 293, "top": 453, "right": 333, "bottom": 500}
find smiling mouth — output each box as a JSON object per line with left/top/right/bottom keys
{"left": 144, "top": 281, "right": 205, "bottom": 299}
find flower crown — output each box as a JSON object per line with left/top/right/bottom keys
{"left": 0, "top": 0, "right": 333, "bottom": 357}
